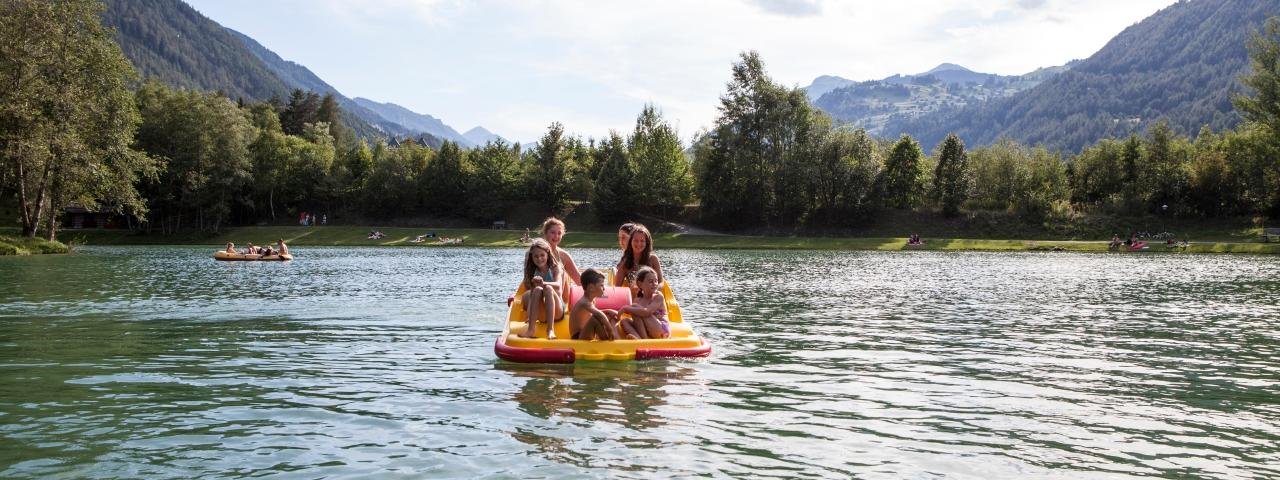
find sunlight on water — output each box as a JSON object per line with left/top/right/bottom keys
{"left": 1, "top": 246, "right": 1278, "bottom": 478}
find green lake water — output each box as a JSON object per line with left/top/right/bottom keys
{"left": 1, "top": 246, "right": 1278, "bottom": 478}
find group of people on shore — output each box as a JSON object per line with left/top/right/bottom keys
{"left": 517, "top": 218, "right": 667, "bottom": 342}
{"left": 224, "top": 239, "right": 289, "bottom": 256}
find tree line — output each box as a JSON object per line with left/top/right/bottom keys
{"left": 3, "top": 0, "right": 1279, "bottom": 242}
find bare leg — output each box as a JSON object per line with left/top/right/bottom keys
{"left": 520, "top": 287, "right": 543, "bottom": 338}
{"left": 542, "top": 288, "right": 557, "bottom": 340}
{"left": 641, "top": 315, "right": 665, "bottom": 339}
{"left": 619, "top": 316, "right": 641, "bottom": 340}
{"left": 590, "top": 312, "right": 615, "bottom": 341}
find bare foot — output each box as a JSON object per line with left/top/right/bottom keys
{"left": 518, "top": 330, "right": 535, "bottom": 338}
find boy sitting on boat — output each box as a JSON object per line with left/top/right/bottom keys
{"left": 570, "top": 269, "right": 619, "bottom": 341}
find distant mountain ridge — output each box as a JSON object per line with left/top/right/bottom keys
{"left": 463, "top": 127, "right": 505, "bottom": 146}
{"left": 353, "top": 97, "right": 472, "bottom": 146}
{"left": 884, "top": 0, "right": 1278, "bottom": 152}
{"left": 804, "top": 62, "right": 1075, "bottom": 136}
{"left": 100, "top": 0, "right": 498, "bottom": 145}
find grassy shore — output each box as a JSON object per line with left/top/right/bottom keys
{"left": 47, "top": 226, "right": 1280, "bottom": 254}
{"left": 0, "top": 235, "right": 70, "bottom": 255}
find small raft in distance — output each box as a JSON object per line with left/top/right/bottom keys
{"left": 213, "top": 251, "right": 293, "bottom": 261}
{"left": 495, "top": 280, "right": 711, "bottom": 363}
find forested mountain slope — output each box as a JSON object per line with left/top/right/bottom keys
{"left": 885, "top": 0, "right": 1279, "bottom": 152}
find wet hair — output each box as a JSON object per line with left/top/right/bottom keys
{"left": 619, "top": 224, "right": 653, "bottom": 271}
{"left": 540, "top": 217, "right": 565, "bottom": 237}
{"left": 581, "top": 268, "right": 605, "bottom": 289}
{"left": 633, "top": 266, "right": 657, "bottom": 298}
{"left": 523, "top": 238, "right": 561, "bottom": 289}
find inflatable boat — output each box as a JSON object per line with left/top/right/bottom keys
{"left": 213, "top": 251, "right": 293, "bottom": 261}
{"left": 495, "top": 279, "right": 711, "bottom": 363}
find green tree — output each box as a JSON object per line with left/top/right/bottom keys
{"left": 695, "top": 51, "right": 819, "bottom": 227}
{"left": 592, "top": 132, "right": 634, "bottom": 223}
{"left": 420, "top": 140, "right": 469, "bottom": 216}
{"left": 134, "top": 82, "right": 254, "bottom": 233}
{"left": 524, "top": 122, "right": 571, "bottom": 214}
{"left": 467, "top": 140, "right": 521, "bottom": 221}
{"left": 0, "top": 0, "right": 155, "bottom": 239}
{"left": 932, "top": 134, "right": 971, "bottom": 217}
{"left": 1233, "top": 17, "right": 1280, "bottom": 137}
{"left": 878, "top": 135, "right": 926, "bottom": 209}
{"left": 628, "top": 104, "right": 693, "bottom": 215}
{"left": 810, "top": 127, "right": 880, "bottom": 225}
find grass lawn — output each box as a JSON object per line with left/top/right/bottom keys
{"left": 41, "top": 226, "right": 1280, "bottom": 254}
{"left": 0, "top": 235, "right": 70, "bottom": 255}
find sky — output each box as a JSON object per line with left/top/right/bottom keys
{"left": 184, "top": 0, "right": 1178, "bottom": 143}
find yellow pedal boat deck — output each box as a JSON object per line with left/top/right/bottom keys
{"left": 494, "top": 280, "right": 711, "bottom": 363}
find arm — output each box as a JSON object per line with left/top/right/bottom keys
{"left": 558, "top": 248, "right": 582, "bottom": 285}
{"left": 613, "top": 264, "right": 628, "bottom": 287}
{"left": 621, "top": 294, "right": 665, "bottom": 316}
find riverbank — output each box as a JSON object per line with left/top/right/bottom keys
{"left": 44, "top": 226, "right": 1280, "bottom": 254}
{"left": 0, "top": 235, "right": 70, "bottom": 255}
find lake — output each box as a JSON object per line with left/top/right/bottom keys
{"left": 2, "top": 246, "right": 1278, "bottom": 478}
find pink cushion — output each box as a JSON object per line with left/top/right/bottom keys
{"left": 566, "top": 285, "right": 632, "bottom": 311}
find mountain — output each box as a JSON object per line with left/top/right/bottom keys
{"left": 804, "top": 75, "right": 857, "bottom": 101}
{"left": 805, "top": 62, "right": 1073, "bottom": 136}
{"left": 227, "top": 30, "right": 418, "bottom": 140}
{"left": 884, "top": 0, "right": 1278, "bottom": 152}
{"left": 100, "top": 0, "right": 290, "bottom": 101}
{"left": 99, "top": 0, "right": 494, "bottom": 146}
{"left": 463, "top": 127, "right": 505, "bottom": 146}
{"left": 353, "top": 98, "right": 472, "bottom": 146}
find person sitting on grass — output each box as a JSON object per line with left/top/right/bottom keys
{"left": 570, "top": 269, "right": 619, "bottom": 341}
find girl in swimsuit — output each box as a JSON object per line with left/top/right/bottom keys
{"left": 620, "top": 266, "right": 669, "bottom": 339}
{"left": 518, "top": 239, "right": 566, "bottom": 339}
{"left": 614, "top": 223, "right": 663, "bottom": 288}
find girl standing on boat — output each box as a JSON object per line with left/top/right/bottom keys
{"left": 518, "top": 239, "right": 566, "bottom": 339}
{"left": 540, "top": 217, "right": 581, "bottom": 284}
{"left": 614, "top": 224, "right": 663, "bottom": 287}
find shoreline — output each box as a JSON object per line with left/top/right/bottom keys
{"left": 42, "top": 226, "right": 1280, "bottom": 255}
{"left": 0, "top": 236, "right": 70, "bottom": 256}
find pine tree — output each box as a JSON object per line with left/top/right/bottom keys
{"left": 932, "top": 134, "right": 971, "bottom": 217}
{"left": 592, "top": 132, "right": 634, "bottom": 222}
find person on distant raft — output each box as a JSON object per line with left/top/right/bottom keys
{"left": 244, "top": 242, "right": 257, "bottom": 255}
{"left": 540, "top": 217, "right": 582, "bottom": 285}
{"left": 614, "top": 223, "right": 663, "bottom": 288}
{"left": 619, "top": 266, "right": 669, "bottom": 339}
{"left": 518, "top": 239, "right": 567, "bottom": 339}
{"left": 276, "top": 239, "right": 289, "bottom": 256}
{"left": 225, "top": 242, "right": 237, "bottom": 254}
{"left": 570, "top": 269, "right": 619, "bottom": 341}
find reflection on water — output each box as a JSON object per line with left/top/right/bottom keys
{"left": 1, "top": 246, "right": 1278, "bottom": 478}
